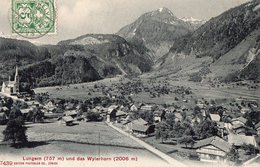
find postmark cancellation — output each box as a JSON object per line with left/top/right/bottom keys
{"left": 11, "top": 0, "right": 56, "bottom": 38}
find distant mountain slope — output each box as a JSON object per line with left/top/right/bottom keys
{"left": 0, "top": 37, "right": 50, "bottom": 84}
{"left": 0, "top": 34, "right": 153, "bottom": 88}
{"left": 156, "top": 1, "right": 260, "bottom": 82}
{"left": 58, "top": 34, "right": 153, "bottom": 75}
{"left": 116, "top": 7, "right": 204, "bottom": 61}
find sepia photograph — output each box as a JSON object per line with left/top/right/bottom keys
{"left": 0, "top": 0, "right": 259, "bottom": 166}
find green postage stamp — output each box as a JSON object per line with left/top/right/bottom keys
{"left": 11, "top": 0, "right": 56, "bottom": 38}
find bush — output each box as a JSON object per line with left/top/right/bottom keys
{"left": 3, "top": 118, "right": 28, "bottom": 148}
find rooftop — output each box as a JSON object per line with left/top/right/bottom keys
{"left": 132, "top": 118, "right": 148, "bottom": 125}
{"left": 228, "top": 134, "right": 257, "bottom": 147}
{"left": 231, "top": 116, "right": 248, "bottom": 125}
{"left": 194, "top": 136, "right": 231, "bottom": 153}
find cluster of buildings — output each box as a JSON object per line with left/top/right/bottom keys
{"left": 190, "top": 99, "right": 259, "bottom": 163}
{"left": 103, "top": 98, "right": 260, "bottom": 163}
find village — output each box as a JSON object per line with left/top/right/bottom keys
{"left": 0, "top": 65, "right": 260, "bottom": 166}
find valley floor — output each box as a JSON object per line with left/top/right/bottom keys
{"left": 34, "top": 76, "right": 260, "bottom": 103}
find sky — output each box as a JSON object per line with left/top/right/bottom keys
{"left": 0, "top": 0, "right": 251, "bottom": 44}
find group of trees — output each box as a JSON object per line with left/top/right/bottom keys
{"left": 155, "top": 112, "right": 220, "bottom": 147}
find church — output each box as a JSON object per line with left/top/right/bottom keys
{"left": 1, "top": 65, "right": 20, "bottom": 95}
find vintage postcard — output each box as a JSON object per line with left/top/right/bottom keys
{"left": 0, "top": 0, "right": 259, "bottom": 167}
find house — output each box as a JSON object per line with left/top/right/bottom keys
{"left": 243, "top": 99, "right": 258, "bottom": 108}
{"left": 0, "top": 112, "right": 8, "bottom": 125}
{"left": 232, "top": 124, "right": 256, "bottom": 135}
{"left": 137, "top": 103, "right": 145, "bottom": 109}
{"left": 191, "top": 116, "right": 203, "bottom": 126}
{"left": 65, "top": 103, "right": 76, "bottom": 110}
{"left": 231, "top": 117, "right": 247, "bottom": 126}
{"left": 209, "top": 114, "right": 221, "bottom": 122}
{"left": 132, "top": 123, "right": 155, "bottom": 137}
{"left": 130, "top": 104, "right": 138, "bottom": 112}
{"left": 27, "top": 101, "right": 43, "bottom": 108}
{"left": 217, "top": 122, "right": 225, "bottom": 137}
{"left": 63, "top": 110, "right": 78, "bottom": 118}
{"left": 154, "top": 110, "right": 164, "bottom": 122}
{"left": 174, "top": 112, "right": 183, "bottom": 122}
{"left": 58, "top": 116, "right": 74, "bottom": 126}
{"left": 201, "top": 109, "right": 207, "bottom": 117}
{"left": 125, "top": 118, "right": 147, "bottom": 132}
{"left": 194, "top": 136, "right": 231, "bottom": 162}
{"left": 196, "top": 103, "right": 205, "bottom": 109}
{"left": 53, "top": 99, "right": 64, "bottom": 106}
{"left": 140, "top": 105, "right": 156, "bottom": 111}
{"left": 241, "top": 108, "right": 251, "bottom": 114}
{"left": 108, "top": 105, "right": 119, "bottom": 112}
{"left": 95, "top": 106, "right": 106, "bottom": 113}
{"left": 106, "top": 105, "right": 119, "bottom": 122}
{"left": 1, "top": 65, "right": 19, "bottom": 95}
{"left": 0, "top": 107, "right": 9, "bottom": 112}
{"left": 232, "top": 124, "right": 247, "bottom": 135}
{"left": 116, "top": 110, "right": 127, "bottom": 121}
{"left": 132, "top": 118, "right": 148, "bottom": 125}
{"left": 129, "top": 118, "right": 154, "bottom": 136}
{"left": 182, "top": 106, "right": 188, "bottom": 112}
{"left": 121, "top": 115, "right": 133, "bottom": 129}
{"left": 228, "top": 134, "right": 257, "bottom": 147}
{"left": 44, "top": 112, "right": 63, "bottom": 119}
{"left": 20, "top": 108, "right": 32, "bottom": 116}
{"left": 45, "top": 100, "right": 55, "bottom": 109}
{"left": 167, "top": 107, "right": 176, "bottom": 112}
{"left": 255, "top": 122, "right": 260, "bottom": 135}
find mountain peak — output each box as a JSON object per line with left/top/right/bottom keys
{"left": 152, "top": 7, "right": 175, "bottom": 17}
{"left": 157, "top": 7, "right": 170, "bottom": 13}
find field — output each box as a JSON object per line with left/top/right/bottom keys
{"left": 0, "top": 122, "right": 143, "bottom": 148}
{"left": 34, "top": 77, "right": 121, "bottom": 100}
{"left": 34, "top": 76, "right": 260, "bottom": 105}
{"left": 0, "top": 122, "right": 168, "bottom": 166}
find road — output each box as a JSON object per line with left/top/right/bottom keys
{"left": 106, "top": 122, "right": 187, "bottom": 167}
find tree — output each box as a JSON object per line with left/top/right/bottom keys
{"left": 196, "top": 120, "right": 219, "bottom": 139}
{"left": 241, "top": 144, "right": 257, "bottom": 155}
{"left": 210, "top": 99, "right": 216, "bottom": 105}
{"left": 32, "top": 107, "right": 44, "bottom": 123}
{"left": 225, "top": 145, "right": 240, "bottom": 165}
{"left": 139, "top": 111, "right": 154, "bottom": 124}
{"left": 165, "top": 112, "right": 175, "bottom": 129}
{"left": 193, "top": 106, "right": 201, "bottom": 117}
{"left": 9, "top": 107, "right": 23, "bottom": 121}
{"left": 3, "top": 118, "right": 27, "bottom": 148}
{"left": 184, "top": 126, "right": 196, "bottom": 137}
{"left": 177, "top": 136, "right": 195, "bottom": 148}
{"left": 169, "top": 121, "right": 191, "bottom": 138}
{"left": 3, "top": 97, "right": 13, "bottom": 109}
{"left": 244, "top": 111, "right": 260, "bottom": 126}
{"left": 146, "top": 111, "right": 154, "bottom": 124}
{"left": 169, "top": 121, "right": 182, "bottom": 138}
{"left": 85, "top": 112, "right": 102, "bottom": 122}
{"left": 181, "top": 111, "right": 187, "bottom": 121}
{"left": 155, "top": 122, "right": 169, "bottom": 143}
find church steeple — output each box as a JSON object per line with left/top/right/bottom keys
{"left": 14, "top": 64, "right": 19, "bottom": 93}
{"left": 14, "top": 64, "right": 19, "bottom": 82}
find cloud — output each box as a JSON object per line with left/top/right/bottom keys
{"left": 58, "top": 0, "right": 102, "bottom": 32}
